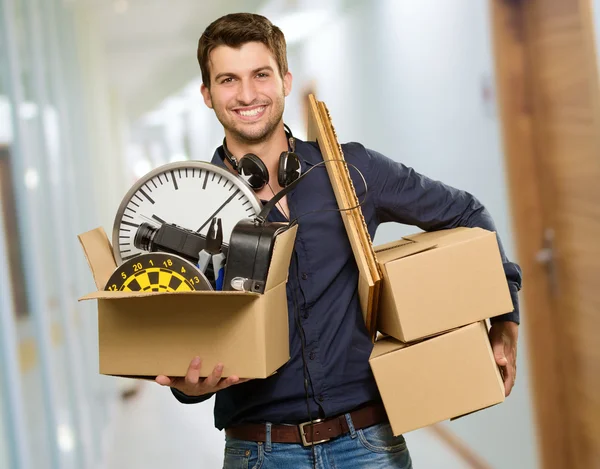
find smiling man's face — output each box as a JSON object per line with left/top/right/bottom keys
{"left": 201, "top": 41, "right": 292, "bottom": 145}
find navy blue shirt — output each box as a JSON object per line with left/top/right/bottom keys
{"left": 173, "top": 138, "right": 522, "bottom": 430}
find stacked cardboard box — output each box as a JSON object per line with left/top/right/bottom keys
{"left": 369, "top": 227, "right": 514, "bottom": 436}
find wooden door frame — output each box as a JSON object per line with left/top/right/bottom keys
{"left": 490, "top": 1, "right": 600, "bottom": 468}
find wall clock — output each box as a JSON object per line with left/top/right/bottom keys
{"left": 112, "top": 161, "right": 262, "bottom": 264}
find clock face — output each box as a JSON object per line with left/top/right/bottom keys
{"left": 112, "top": 161, "right": 262, "bottom": 263}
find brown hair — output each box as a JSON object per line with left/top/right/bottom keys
{"left": 198, "top": 13, "right": 288, "bottom": 88}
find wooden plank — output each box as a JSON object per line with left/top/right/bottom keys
{"left": 306, "top": 94, "right": 382, "bottom": 340}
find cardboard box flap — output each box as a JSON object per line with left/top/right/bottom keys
{"left": 264, "top": 225, "right": 298, "bottom": 291}
{"left": 78, "top": 227, "right": 117, "bottom": 290}
{"left": 370, "top": 336, "right": 407, "bottom": 359}
{"left": 403, "top": 227, "right": 490, "bottom": 247}
{"left": 78, "top": 289, "right": 260, "bottom": 301}
{"left": 374, "top": 238, "right": 438, "bottom": 265}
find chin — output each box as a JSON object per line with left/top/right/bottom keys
{"left": 233, "top": 122, "right": 278, "bottom": 143}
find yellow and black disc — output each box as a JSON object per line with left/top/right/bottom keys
{"left": 104, "top": 252, "right": 212, "bottom": 292}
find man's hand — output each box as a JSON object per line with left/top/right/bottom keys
{"left": 489, "top": 321, "right": 518, "bottom": 397}
{"left": 155, "top": 356, "right": 250, "bottom": 396}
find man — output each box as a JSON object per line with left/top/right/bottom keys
{"left": 156, "top": 12, "right": 522, "bottom": 468}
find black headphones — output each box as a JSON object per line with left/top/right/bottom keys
{"left": 221, "top": 124, "right": 302, "bottom": 191}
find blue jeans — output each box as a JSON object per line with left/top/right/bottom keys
{"left": 223, "top": 416, "right": 412, "bottom": 469}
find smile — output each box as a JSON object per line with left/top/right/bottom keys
{"left": 234, "top": 105, "right": 267, "bottom": 120}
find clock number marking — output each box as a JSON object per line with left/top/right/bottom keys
{"left": 152, "top": 214, "right": 166, "bottom": 224}
{"left": 139, "top": 188, "right": 155, "bottom": 205}
{"left": 203, "top": 171, "right": 209, "bottom": 189}
{"left": 122, "top": 221, "right": 140, "bottom": 228}
{"left": 171, "top": 171, "right": 179, "bottom": 190}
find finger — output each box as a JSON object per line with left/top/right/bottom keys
{"left": 204, "top": 363, "right": 224, "bottom": 388}
{"left": 155, "top": 375, "right": 172, "bottom": 386}
{"left": 504, "top": 363, "right": 516, "bottom": 397}
{"left": 492, "top": 341, "right": 508, "bottom": 367}
{"left": 185, "top": 356, "right": 202, "bottom": 386}
{"left": 215, "top": 376, "right": 249, "bottom": 391}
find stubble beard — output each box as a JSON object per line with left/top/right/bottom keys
{"left": 212, "top": 87, "right": 286, "bottom": 146}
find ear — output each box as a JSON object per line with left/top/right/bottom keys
{"left": 200, "top": 83, "right": 213, "bottom": 109}
{"left": 283, "top": 71, "right": 293, "bottom": 97}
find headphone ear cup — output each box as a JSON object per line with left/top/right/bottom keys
{"left": 237, "top": 153, "right": 269, "bottom": 190}
{"left": 278, "top": 151, "right": 302, "bottom": 187}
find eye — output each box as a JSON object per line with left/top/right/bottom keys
{"left": 256, "top": 72, "right": 269, "bottom": 79}
{"left": 221, "top": 77, "right": 234, "bottom": 84}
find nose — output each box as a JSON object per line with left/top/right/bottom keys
{"left": 237, "top": 78, "right": 258, "bottom": 105}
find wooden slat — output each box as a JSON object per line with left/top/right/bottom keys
{"left": 306, "top": 94, "right": 382, "bottom": 340}
{"left": 428, "top": 424, "right": 493, "bottom": 469}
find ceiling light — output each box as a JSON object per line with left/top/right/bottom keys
{"left": 57, "top": 424, "right": 75, "bottom": 453}
{"left": 271, "top": 10, "right": 332, "bottom": 45}
{"left": 24, "top": 168, "right": 39, "bottom": 190}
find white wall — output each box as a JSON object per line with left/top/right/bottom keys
{"left": 284, "top": 1, "right": 539, "bottom": 468}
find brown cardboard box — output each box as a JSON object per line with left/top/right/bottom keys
{"left": 375, "top": 227, "right": 513, "bottom": 342}
{"left": 369, "top": 321, "right": 505, "bottom": 436}
{"left": 78, "top": 225, "right": 297, "bottom": 379}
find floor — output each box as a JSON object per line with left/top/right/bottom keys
{"left": 104, "top": 380, "right": 471, "bottom": 469}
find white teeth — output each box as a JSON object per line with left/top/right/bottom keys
{"left": 238, "top": 106, "right": 265, "bottom": 117}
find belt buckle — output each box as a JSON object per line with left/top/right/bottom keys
{"left": 299, "top": 419, "right": 330, "bottom": 446}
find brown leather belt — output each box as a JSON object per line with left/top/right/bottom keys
{"left": 225, "top": 403, "right": 388, "bottom": 446}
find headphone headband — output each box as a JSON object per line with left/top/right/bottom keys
{"left": 222, "top": 124, "right": 295, "bottom": 167}
{"left": 221, "top": 124, "right": 300, "bottom": 192}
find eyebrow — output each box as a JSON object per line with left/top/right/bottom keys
{"left": 214, "top": 66, "right": 274, "bottom": 82}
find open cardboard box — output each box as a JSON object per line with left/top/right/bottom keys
{"left": 78, "top": 225, "right": 297, "bottom": 379}
{"left": 369, "top": 321, "right": 505, "bottom": 436}
{"left": 375, "top": 227, "right": 513, "bottom": 342}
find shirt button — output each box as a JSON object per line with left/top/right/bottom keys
{"left": 318, "top": 394, "right": 324, "bottom": 402}
{"left": 309, "top": 351, "right": 315, "bottom": 360}
{"left": 301, "top": 272, "right": 308, "bottom": 280}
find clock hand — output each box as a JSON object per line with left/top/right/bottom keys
{"left": 196, "top": 190, "right": 240, "bottom": 233}
{"left": 137, "top": 214, "right": 163, "bottom": 225}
